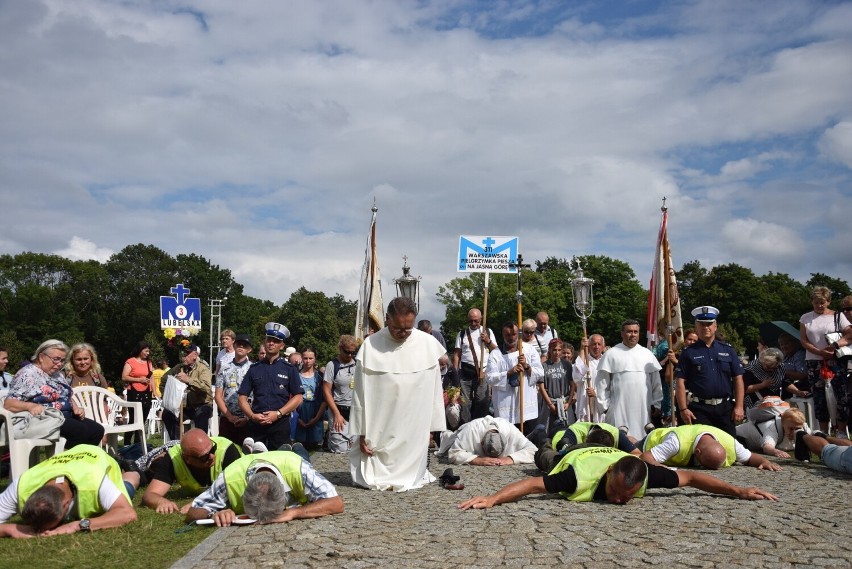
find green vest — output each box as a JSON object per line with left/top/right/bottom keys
{"left": 17, "top": 445, "right": 129, "bottom": 519}
{"left": 548, "top": 446, "right": 647, "bottom": 502}
{"left": 223, "top": 451, "right": 307, "bottom": 514}
{"left": 168, "top": 436, "right": 238, "bottom": 493}
{"left": 558, "top": 422, "right": 620, "bottom": 448}
{"left": 643, "top": 425, "right": 736, "bottom": 467}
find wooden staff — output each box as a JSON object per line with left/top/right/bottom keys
{"left": 478, "top": 272, "right": 491, "bottom": 381}
{"left": 512, "top": 254, "right": 530, "bottom": 433}
{"left": 662, "top": 211, "right": 677, "bottom": 426}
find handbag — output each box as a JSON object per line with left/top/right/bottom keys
{"left": 12, "top": 407, "right": 65, "bottom": 440}
{"left": 162, "top": 374, "right": 188, "bottom": 416}
{"left": 826, "top": 332, "right": 852, "bottom": 358}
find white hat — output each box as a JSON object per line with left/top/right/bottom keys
{"left": 264, "top": 322, "right": 290, "bottom": 341}
{"left": 691, "top": 306, "right": 719, "bottom": 323}
{"left": 283, "top": 347, "right": 297, "bottom": 357}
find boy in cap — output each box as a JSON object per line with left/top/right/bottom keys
{"left": 675, "top": 306, "right": 745, "bottom": 438}
{"left": 237, "top": 323, "right": 304, "bottom": 450}
{"left": 214, "top": 334, "right": 254, "bottom": 445}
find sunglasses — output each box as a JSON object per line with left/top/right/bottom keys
{"left": 342, "top": 349, "right": 357, "bottom": 356}
{"left": 185, "top": 441, "right": 217, "bottom": 461}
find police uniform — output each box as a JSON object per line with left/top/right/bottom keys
{"left": 676, "top": 306, "right": 744, "bottom": 437}
{"left": 237, "top": 323, "right": 304, "bottom": 449}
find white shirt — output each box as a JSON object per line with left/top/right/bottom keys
{"left": 648, "top": 430, "right": 752, "bottom": 465}
{"left": 0, "top": 477, "right": 123, "bottom": 523}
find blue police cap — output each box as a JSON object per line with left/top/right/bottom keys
{"left": 264, "top": 322, "right": 290, "bottom": 341}
{"left": 691, "top": 306, "right": 719, "bottom": 323}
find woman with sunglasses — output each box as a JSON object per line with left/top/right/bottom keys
{"left": 3, "top": 339, "right": 104, "bottom": 448}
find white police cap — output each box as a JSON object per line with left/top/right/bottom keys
{"left": 691, "top": 306, "right": 719, "bottom": 322}
{"left": 265, "top": 322, "right": 290, "bottom": 341}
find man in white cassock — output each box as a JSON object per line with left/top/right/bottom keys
{"left": 486, "top": 322, "right": 544, "bottom": 434}
{"left": 573, "top": 333, "right": 606, "bottom": 423}
{"left": 350, "top": 297, "right": 446, "bottom": 491}
{"left": 436, "top": 415, "right": 537, "bottom": 466}
{"left": 593, "top": 320, "right": 662, "bottom": 440}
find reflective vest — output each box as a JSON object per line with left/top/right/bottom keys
{"left": 643, "top": 425, "right": 736, "bottom": 467}
{"left": 549, "top": 446, "right": 647, "bottom": 502}
{"left": 552, "top": 422, "right": 620, "bottom": 450}
{"left": 223, "top": 451, "right": 307, "bottom": 514}
{"left": 168, "top": 436, "right": 238, "bottom": 493}
{"left": 17, "top": 445, "right": 129, "bottom": 518}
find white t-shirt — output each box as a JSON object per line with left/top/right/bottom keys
{"left": 454, "top": 327, "right": 495, "bottom": 368}
{"left": 648, "top": 430, "right": 752, "bottom": 465}
{"left": 799, "top": 311, "right": 850, "bottom": 360}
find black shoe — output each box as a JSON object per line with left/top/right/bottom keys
{"left": 813, "top": 431, "right": 829, "bottom": 439}
{"left": 794, "top": 430, "right": 810, "bottom": 461}
{"left": 439, "top": 468, "right": 463, "bottom": 490}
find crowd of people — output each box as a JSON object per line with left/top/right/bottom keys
{"left": 1, "top": 287, "right": 850, "bottom": 538}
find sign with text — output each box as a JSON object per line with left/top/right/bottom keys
{"left": 160, "top": 283, "right": 202, "bottom": 329}
{"left": 457, "top": 235, "right": 519, "bottom": 273}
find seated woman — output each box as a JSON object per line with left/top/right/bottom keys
{"left": 736, "top": 408, "right": 807, "bottom": 459}
{"left": 65, "top": 343, "right": 106, "bottom": 388}
{"left": 743, "top": 348, "right": 784, "bottom": 409}
{"left": 3, "top": 339, "right": 104, "bottom": 448}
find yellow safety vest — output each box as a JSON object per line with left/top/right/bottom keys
{"left": 168, "top": 436, "right": 239, "bottom": 493}
{"left": 643, "top": 425, "right": 736, "bottom": 467}
{"left": 223, "top": 451, "right": 307, "bottom": 514}
{"left": 548, "top": 446, "right": 647, "bottom": 502}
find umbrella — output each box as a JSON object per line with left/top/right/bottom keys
{"left": 758, "top": 321, "right": 800, "bottom": 348}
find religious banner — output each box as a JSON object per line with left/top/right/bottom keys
{"left": 457, "top": 235, "right": 518, "bottom": 273}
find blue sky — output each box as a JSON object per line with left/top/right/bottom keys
{"left": 0, "top": 0, "right": 850, "bottom": 324}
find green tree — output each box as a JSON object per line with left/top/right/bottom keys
{"left": 806, "top": 273, "right": 852, "bottom": 302}
{"left": 276, "top": 287, "right": 344, "bottom": 364}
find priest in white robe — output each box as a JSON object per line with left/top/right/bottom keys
{"left": 436, "top": 416, "right": 537, "bottom": 465}
{"left": 595, "top": 320, "right": 663, "bottom": 439}
{"left": 572, "top": 334, "right": 606, "bottom": 423}
{"left": 350, "top": 297, "right": 446, "bottom": 492}
{"left": 486, "top": 322, "right": 544, "bottom": 432}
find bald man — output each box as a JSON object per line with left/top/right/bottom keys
{"left": 453, "top": 308, "right": 497, "bottom": 423}
{"left": 134, "top": 428, "right": 243, "bottom": 513}
{"left": 639, "top": 425, "right": 781, "bottom": 471}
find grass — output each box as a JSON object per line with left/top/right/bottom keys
{"left": 0, "top": 435, "right": 215, "bottom": 569}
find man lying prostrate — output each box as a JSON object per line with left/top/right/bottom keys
{"left": 534, "top": 424, "right": 629, "bottom": 472}
{"left": 639, "top": 425, "right": 782, "bottom": 471}
{"left": 0, "top": 445, "right": 138, "bottom": 538}
{"left": 436, "top": 416, "right": 537, "bottom": 466}
{"left": 185, "top": 450, "right": 343, "bottom": 526}
{"left": 458, "top": 445, "right": 778, "bottom": 510}
{"left": 551, "top": 422, "right": 639, "bottom": 454}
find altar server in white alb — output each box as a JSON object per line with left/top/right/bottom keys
{"left": 594, "top": 319, "right": 663, "bottom": 439}
{"left": 349, "top": 297, "right": 446, "bottom": 491}
{"left": 486, "top": 322, "right": 544, "bottom": 434}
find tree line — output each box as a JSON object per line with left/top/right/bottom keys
{"left": 1, "top": 245, "right": 847, "bottom": 389}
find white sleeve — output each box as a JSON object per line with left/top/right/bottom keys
{"left": 0, "top": 480, "right": 19, "bottom": 523}
{"left": 734, "top": 440, "right": 753, "bottom": 463}
{"left": 485, "top": 351, "right": 506, "bottom": 388}
{"left": 98, "top": 476, "right": 125, "bottom": 512}
{"left": 649, "top": 432, "right": 680, "bottom": 463}
{"left": 527, "top": 347, "right": 544, "bottom": 385}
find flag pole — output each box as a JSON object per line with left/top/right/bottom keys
{"left": 478, "top": 272, "right": 490, "bottom": 384}
{"left": 661, "top": 199, "right": 677, "bottom": 426}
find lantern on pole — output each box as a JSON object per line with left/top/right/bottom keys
{"left": 571, "top": 258, "right": 596, "bottom": 421}
{"left": 394, "top": 256, "right": 421, "bottom": 310}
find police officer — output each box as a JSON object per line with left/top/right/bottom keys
{"left": 675, "top": 306, "right": 745, "bottom": 438}
{"left": 237, "top": 322, "right": 304, "bottom": 450}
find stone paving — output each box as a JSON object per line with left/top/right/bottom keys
{"left": 173, "top": 450, "right": 851, "bottom": 568}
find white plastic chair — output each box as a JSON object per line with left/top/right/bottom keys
{"left": 789, "top": 396, "right": 819, "bottom": 432}
{"left": 147, "top": 398, "right": 163, "bottom": 435}
{"left": 0, "top": 405, "right": 66, "bottom": 480}
{"left": 72, "top": 386, "right": 147, "bottom": 455}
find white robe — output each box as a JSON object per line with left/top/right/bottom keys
{"left": 572, "top": 355, "right": 604, "bottom": 423}
{"left": 435, "top": 416, "right": 538, "bottom": 465}
{"left": 349, "top": 328, "right": 446, "bottom": 491}
{"left": 485, "top": 345, "right": 544, "bottom": 425}
{"left": 596, "top": 343, "right": 663, "bottom": 439}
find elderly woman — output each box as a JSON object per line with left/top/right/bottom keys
{"left": 3, "top": 339, "right": 104, "bottom": 448}
{"left": 743, "top": 347, "right": 785, "bottom": 409}
{"left": 736, "top": 408, "right": 808, "bottom": 459}
{"left": 800, "top": 286, "right": 851, "bottom": 435}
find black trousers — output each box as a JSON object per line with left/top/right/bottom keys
{"left": 61, "top": 416, "right": 105, "bottom": 449}
{"left": 687, "top": 399, "right": 735, "bottom": 438}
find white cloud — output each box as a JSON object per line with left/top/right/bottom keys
{"left": 54, "top": 236, "right": 115, "bottom": 263}
{"left": 818, "top": 121, "right": 852, "bottom": 169}
{"left": 720, "top": 218, "right": 805, "bottom": 261}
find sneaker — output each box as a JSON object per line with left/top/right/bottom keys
{"left": 644, "top": 423, "right": 655, "bottom": 434}
{"left": 278, "top": 443, "right": 293, "bottom": 452}
{"left": 794, "top": 429, "right": 810, "bottom": 461}
{"left": 618, "top": 426, "right": 629, "bottom": 434}
{"left": 291, "top": 442, "right": 310, "bottom": 462}
{"left": 252, "top": 441, "right": 268, "bottom": 454}
{"left": 242, "top": 437, "right": 255, "bottom": 454}
{"left": 813, "top": 431, "right": 829, "bottom": 439}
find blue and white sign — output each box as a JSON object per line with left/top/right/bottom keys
{"left": 457, "top": 235, "right": 519, "bottom": 273}
{"left": 160, "top": 283, "right": 202, "bottom": 329}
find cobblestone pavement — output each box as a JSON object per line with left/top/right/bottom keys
{"left": 173, "top": 450, "right": 851, "bottom": 568}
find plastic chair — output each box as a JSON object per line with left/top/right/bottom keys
{"left": 147, "top": 398, "right": 163, "bottom": 435}
{"left": 789, "top": 396, "right": 819, "bottom": 432}
{"left": 0, "top": 405, "right": 66, "bottom": 480}
{"left": 72, "top": 386, "right": 147, "bottom": 455}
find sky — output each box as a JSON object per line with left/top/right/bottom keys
{"left": 1, "top": 0, "right": 851, "bottom": 325}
